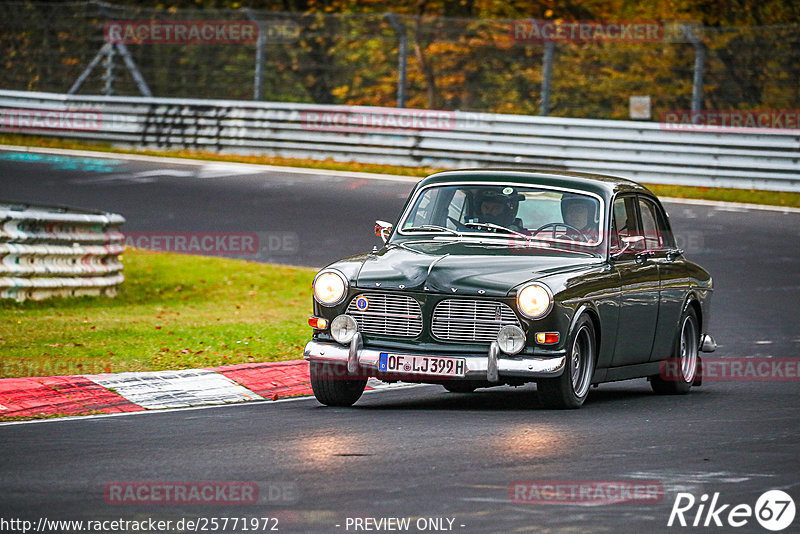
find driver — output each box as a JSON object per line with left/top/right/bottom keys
{"left": 560, "top": 195, "right": 599, "bottom": 241}
{"left": 477, "top": 190, "right": 521, "bottom": 229}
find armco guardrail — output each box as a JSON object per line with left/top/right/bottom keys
{"left": 0, "top": 90, "right": 798, "bottom": 191}
{"left": 0, "top": 202, "right": 124, "bottom": 301}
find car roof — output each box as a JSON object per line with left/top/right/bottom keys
{"left": 417, "top": 169, "right": 653, "bottom": 200}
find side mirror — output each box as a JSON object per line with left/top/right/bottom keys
{"left": 374, "top": 220, "right": 393, "bottom": 243}
{"left": 611, "top": 235, "right": 644, "bottom": 260}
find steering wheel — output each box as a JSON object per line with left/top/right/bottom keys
{"left": 532, "top": 222, "right": 588, "bottom": 242}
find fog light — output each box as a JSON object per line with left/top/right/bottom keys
{"left": 308, "top": 316, "right": 328, "bottom": 329}
{"left": 330, "top": 314, "right": 358, "bottom": 344}
{"left": 535, "top": 332, "right": 560, "bottom": 345}
{"left": 497, "top": 325, "right": 526, "bottom": 355}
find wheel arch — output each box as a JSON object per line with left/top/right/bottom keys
{"left": 683, "top": 292, "right": 703, "bottom": 333}
{"left": 570, "top": 302, "right": 602, "bottom": 359}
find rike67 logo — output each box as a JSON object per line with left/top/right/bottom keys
{"left": 668, "top": 490, "right": 795, "bottom": 531}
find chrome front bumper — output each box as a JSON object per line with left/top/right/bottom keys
{"left": 303, "top": 334, "right": 566, "bottom": 382}
{"left": 700, "top": 334, "right": 717, "bottom": 353}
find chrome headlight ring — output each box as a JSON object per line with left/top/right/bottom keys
{"left": 312, "top": 269, "right": 348, "bottom": 306}
{"left": 516, "top": 282, "right": 554, "bottom": 320}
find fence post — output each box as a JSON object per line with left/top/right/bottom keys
{"left": 246, "top": 9, "right": 266, "bottom": 101}
{"left": 683, "top": 25, "right": 705, "bottom": 113}
{"left": 387, "top": 13, "right": 408, "bottom": 108}
{"left": 540, "top": 41, "right": 555, "bottom": 116}
{"left": 102, "top": 42, "right": 115, "bottom": 96}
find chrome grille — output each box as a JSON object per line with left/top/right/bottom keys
{"left": 346, "top": 293, "right": 422, "bottom": 337}
{"left": 432, "top": 299, "right": 521, "bottom": 343}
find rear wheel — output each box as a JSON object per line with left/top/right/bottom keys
{"left": 309, "top": 361, "right": 367, "bottom": 406}
{"left": 651, "top": 307, "right": 698, "bottom": 395}
{"left": 537, "top": 315, "right": 596, "bottom": 409}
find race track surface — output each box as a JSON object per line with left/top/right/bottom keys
{"left": 1, "top": 149, "right": 798, "bottom": 533}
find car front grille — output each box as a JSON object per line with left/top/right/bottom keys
{"left": 432, "top": 299, "right": 521, "bottom": 343}
{"left": 346, "top": 293, "right": 423, "bottom": 338}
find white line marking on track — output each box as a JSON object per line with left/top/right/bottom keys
{"left": 0, "top": 144, "right": 421, "bottom": 183}
{"left": 0, "top": 382, "right": 428, "bottom": 427}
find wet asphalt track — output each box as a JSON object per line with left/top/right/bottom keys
{"left": 0, "top": 148, "right": 799, "bottom": 533}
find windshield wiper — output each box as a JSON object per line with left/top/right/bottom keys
{"left": 463, "top": 221, "right": 529, "bottom": 239}
{"left": 402, "top": 225, "right": 461, "bottom": 236}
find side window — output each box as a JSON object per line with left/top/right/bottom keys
{"left": 638, "top": 198, "right": 664, "bottom": 251}
{"left": 611, "top": 196, "right": 640, "bottom": 251}
{"left": 446, "top": 190, "right": 468, "bottom": 229}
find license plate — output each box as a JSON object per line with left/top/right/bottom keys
{"left": 379, "top": 352, "right": 466, "bottom": 377}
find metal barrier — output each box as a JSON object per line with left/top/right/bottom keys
{"left": 1, "top": 90, "right": 798, "bottom": 191}
{"left": 0, "top": 202, "right": 124, "bottom": 301}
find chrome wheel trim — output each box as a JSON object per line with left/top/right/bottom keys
{"left": 571, "top": 324, "right": 593, "bottom": 398}
{"left": 679, "top": 315, "right": 698, "bottom": 383}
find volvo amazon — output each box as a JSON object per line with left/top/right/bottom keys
{"left": 304, "top": 170, "right": 716, "bottom": 409}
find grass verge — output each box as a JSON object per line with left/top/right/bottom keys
{"left": 2, "top": 134, "right": 799, "bottom": 208}
{"left": 0, "top": 248, "right": 315, "bottom": 378}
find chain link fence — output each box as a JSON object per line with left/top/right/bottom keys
{"left": 2, "top": 1, "right": 799, "bottom": 120}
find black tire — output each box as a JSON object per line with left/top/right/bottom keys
{"left": 537, "top": 315, "right": 596, "bottom": 409}
{"left": 442, "top": 382, "right": 478, "bottom": 393}
{"left": 651, "top": 307, "right": 699, "bottom": 395}
{"left": 309, "top": 361, "right": 367, "bottom": 407}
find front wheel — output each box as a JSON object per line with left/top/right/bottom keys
{"left": 537, "top": 315, "right": 596, "bottom": 409}
{"left": 651, "top": 307, "right": 699, "bottom": 395}
{"left": 309, "top": 361, "right": 367, "bottom": 406}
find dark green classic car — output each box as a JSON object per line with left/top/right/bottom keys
{"left": 304, "top": 170, "right": 716, "bottom": 409}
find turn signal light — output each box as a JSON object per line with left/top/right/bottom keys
{"left": 535, "top": 332, "right": 560, "bottom": 344}
{"left": 308, "top": 316, "right": 328, "bottom": 330}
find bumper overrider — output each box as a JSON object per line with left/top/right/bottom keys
{"left": 303, "top": 333, "right": 567, "bottom": 383}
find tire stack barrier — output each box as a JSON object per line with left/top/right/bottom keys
{"left": 0, "top": 202, "right": 125, "bottom": 301}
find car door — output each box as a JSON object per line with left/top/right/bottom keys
{"left": 640, "top": 196, "right": 687, "bottom": 362}
{"left": 609, "top": 195, "right": 661, "bottom": 367}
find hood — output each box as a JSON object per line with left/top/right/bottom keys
{"left": 353, "top": 240, "right": 601, "bottom": 296}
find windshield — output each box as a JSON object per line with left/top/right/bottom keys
{"left": 396, "top": 183, "right": 604, "bottom": 251}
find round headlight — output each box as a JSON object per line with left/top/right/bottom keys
{"left": 497, "top": 325, "right": 526, "bottom": 355}
{"left": 517, "top": 283, "right": 553, "bottom": 319}
{"left": 313, "top": 270, "right": 347, "bottom": 306}
{"left": 330, "top": 314, "right": 358, "bottom": 344}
